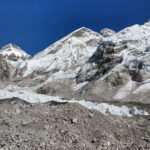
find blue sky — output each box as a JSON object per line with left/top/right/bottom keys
{"left": 0, "top": 0, "right": 150, "bottom": 55}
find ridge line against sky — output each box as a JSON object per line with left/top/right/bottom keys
{"left": 0, "top": 0, "right": 150, "bottom": 56}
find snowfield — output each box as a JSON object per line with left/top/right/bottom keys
{"left": 0, "top": 89, "right": 148, "bottom": 117}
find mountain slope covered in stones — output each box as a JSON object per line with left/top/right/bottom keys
{"left": 0, "top": 98, "right": 150, "bottom": 149}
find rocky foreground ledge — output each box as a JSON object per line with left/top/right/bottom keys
{"left": 0, "top": 98, "right": 150, "bottom": 150}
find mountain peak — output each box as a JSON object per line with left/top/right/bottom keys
{"left": 25, "top": 27, "right": 102, "bottom": 77}
{"left": 33, "top": 27, "right": 102, "bottom": 59}
{"left": 0, "top": 43, "right": 31, "bottom": 62}
{"left": 76, "top": 26, "right": 88, "bottom": 30}
{"left": 71, "top": 27, "right": 100, "bottom": 38}
{"left": 1, "top": 43, "right": 23, "bottom": 52}
{"left": 73, "top": 27, "right": 89, "bottom": 32}
{"left": 100, "top": 28, "right": 116, "bottom": 37}
{"left": 6, "top": 43, "right": 16, "bottom": 47}
{"left": 2, "top": 43, "right": 22, "bottom": 51}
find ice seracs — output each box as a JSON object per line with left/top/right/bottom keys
{"left": 0, "top": 89, "right": 148, "bottom": 117}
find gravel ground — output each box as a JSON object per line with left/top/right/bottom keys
{"left": 0, "top": 98, "right": 150, "bottom": 150}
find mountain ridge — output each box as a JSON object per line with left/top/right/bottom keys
{"left": 0, "top": 21, "right": 150, "bottom": 104}
{"left": 0, "top": 43, "right": 32, "bottom": 63}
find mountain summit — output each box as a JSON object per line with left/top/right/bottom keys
{"left": 0, "top": 43, "right": 31, "bottom": 62}
{"left": 100, "top": 28, "right": 116, "bottom": 37}
{"left": 23, "top": 27, "right": 102, "bottom": 77}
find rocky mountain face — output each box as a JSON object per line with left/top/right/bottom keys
{"left": 0, "top": 56, "right": 10, "bottom": 81}
{"left": 10, "top": 27, "right": 103, "bottom": 89}
{"left": 75, "top": 21, "right": 150, "bottom": 103}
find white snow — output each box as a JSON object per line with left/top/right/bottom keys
{"left": 79, "top": 21, "right": 150, "bottom": 89}
{"left": 143, "top": 79, "right": 150, "bottom": 84}
{"left": 23, "top": 27, "right": 102, "bottom": 77}
{"left": 0, "top": 43, "right": 31, "bottom": 67}
{"left": 1, "top": 22, "right": 150, "bottom": 108}
{"left": 74, "top": 101, "right": 148, "bottom": 117}
{"left": 5, "top": 85, "right": 21, "bottom": 90}
{"left": 72, "top": 82, "right": 88, "bottom": 91}
{"left": 0, "top": 43, "right": 30, "bottom": 59}
{"left": 133, "top": 83, "right": 150, "bottom": 94}
{"left": 100, "top": 28, "right": 116, "bottom": 37}
{"left": 103, "top": 21, "right": 150, "bottom": 72}
{"left": 0, "top": 89, "right": 148, "bottom": 117}
{"left": 106, "top": 23, "right": 150, "bottom": 49}
{"left": 114, "top": 80, "right": 136, "bottom": 100}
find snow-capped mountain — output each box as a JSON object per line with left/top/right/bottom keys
{"left": 0, "top": 43, "right": 32, "bottom": 62}
{"left": 1, "top": 21, "right": 150, "bottom": 105}
{"left": 78, "top": 22, "right": 150, "bottom": 84}
{"left": 100, "top": 28, "right": 116, "bottom": 37}
{"left": 22, "top": 27, "right": 102, "bottom": 77}
{"left": 75, "top": 21, "right": 150, "bottom": 103}
{"left": 1, "top": 21, "right": 150, "bottom": 149}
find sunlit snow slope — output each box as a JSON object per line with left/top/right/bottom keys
{"left": 23, "top": 27, "right": 102, "bottom": 76}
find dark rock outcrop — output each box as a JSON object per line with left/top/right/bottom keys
{"left": 76, "top": 41, "right": 124, "bottom": 83}
{"left": 0, "top": 56, "right": 10, "bottom": 80}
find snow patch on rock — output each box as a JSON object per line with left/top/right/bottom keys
{"left": 114, "top": 80, "right": 136, "bottom": 99}
{"left": 72, "top": 82, "right": 88, "bottom": 91}
{"left": 133, "top": 83, "right": 150, "bottom": 94}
